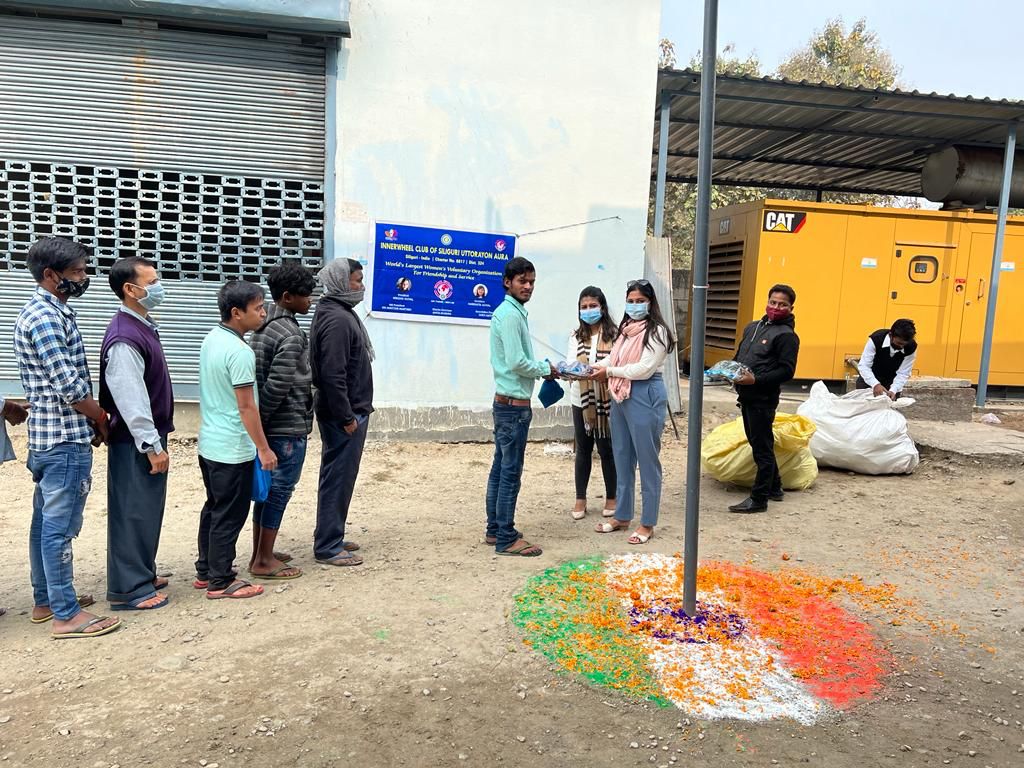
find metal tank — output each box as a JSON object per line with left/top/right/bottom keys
{"left": 921, "top": 146, "right": 1024, "bottom": 208}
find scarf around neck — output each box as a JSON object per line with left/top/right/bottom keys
{"left": 576, "top": 331, "right": 614, "bottom": 438}
{"left": 606, "top": 320, "right": 648, "bottom": 402}
{"left": 318, "top": 259, "right": 376, "bottom": 362}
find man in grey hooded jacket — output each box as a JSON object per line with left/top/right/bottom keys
{"left": 309, "top": 258, "right": 374, "bottom": 567}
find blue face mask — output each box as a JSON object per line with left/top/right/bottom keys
{"left": 624, "top": 302, "right": 649, "bottom": 320}
{"left": 579, "top": 308, "right": 603, "bottom": 325}
{"left": 133, "top": 281, "right": 166, "bottom": 310}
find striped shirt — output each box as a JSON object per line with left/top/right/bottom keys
{"left": 13, "top": 287, "right": 93, "bottom": 451}
{"left": 250, "top": 303, "right": 313, "bottom": 437}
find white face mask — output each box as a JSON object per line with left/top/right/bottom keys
{"left": 132, "top": 281, "right": 166, "bottom": 310}
{"left": 624, "top": 302, "right": 649, "bottom": 320}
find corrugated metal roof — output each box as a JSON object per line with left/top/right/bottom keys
{"left": 654, "top": 68, "right": 1024, "bottom": 196}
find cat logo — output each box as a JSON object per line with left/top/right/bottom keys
{"left": 763, "top": 210, "right": 807, "bottom": 233}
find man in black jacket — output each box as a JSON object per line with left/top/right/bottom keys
{"left": 728, "top": 284, "right": 800, "bottom": 513}
{"left": 309, "top": 258, "right": 374, "bottom": 566}
{"left": 248, "top": 262, "right": 316, "bottom": 580}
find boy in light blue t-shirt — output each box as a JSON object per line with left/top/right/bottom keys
{"left": 195, "top": 281, "right": 278, "bottom": 600}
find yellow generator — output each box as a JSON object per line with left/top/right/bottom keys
{"left": 686, "top": 199, "right": 1024, "bottom": 387}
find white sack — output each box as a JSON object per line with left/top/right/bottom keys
{"left": 796, "top": 381, "right": 919, "bottom": 475}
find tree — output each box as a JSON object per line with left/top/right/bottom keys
{"left": 651, "top": 20, "right": 914, "bottom": 267}
{"left": 776, "top": 18, "right": 910, "bottom": 210}
{"left": 649, "top": 46, "right": 770, "bottom": 266}
{"left": 659, "top": 38, "right": 676, "bottom": 69}
{"left": 776, "top": 17, "right": 900, "bottom": 88}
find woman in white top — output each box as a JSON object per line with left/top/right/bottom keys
{"left": 590, "top": 279, "right": 675, "bottom": 544}
{"left": 566, "top": 286, "right": 618, "bottom": 520}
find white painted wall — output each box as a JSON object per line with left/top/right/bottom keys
{"left": 332, "top": 0, "right": 661, "bottom": 409}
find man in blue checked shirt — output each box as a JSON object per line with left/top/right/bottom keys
{"left": 13, "top": 237, "right": 121, "bottom": 639}
{"left": 485, "top": 256, "right": 556, "bottom": 558}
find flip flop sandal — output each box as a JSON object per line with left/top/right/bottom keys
{"left": 52, "top": 615, "right": 121, "bottom": 639}
{"left": 193, "top": 567, "right": 240, "bottom": 589}
{"left": 152, "top": 577, "right": 170, "bottom": 590}
{"left": 206, "top": 580, "right": 264, "bottom": 600}
{"left": 595, "top": 522, "right": 628, "bottom": 534}
{"left": 110, "top": 593, "right": 169, "bottom": 611}
{"left": 250, "top": 565, "right": 303, "bottom": 580}
{"left": 485, "top": 532, "right": 524, "bottom": 546}
{"left": 31, "top": 594, "right": 96, "bottom": 624}
{"left": 315, "top": 551, "right": 364, "bottom": 567}
{"left": 273, "top": 551, "right": 293, "bottom": 562}
{"left": 342, "top": 541, "right": 361, "bottom": 552}
{"left": 629, "top": 530, "right": 654, "bottom": 545}
{"left": 496, "top": 541, "right": 543, "bottom": 557}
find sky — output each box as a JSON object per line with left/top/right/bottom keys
{"left": 660, "top": 0, "right": 1022, "bottom": 100}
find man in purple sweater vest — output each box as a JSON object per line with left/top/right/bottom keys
{"left": 98, "top": 257, "right": 175, "bottom": 611}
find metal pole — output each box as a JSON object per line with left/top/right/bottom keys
{"left": 323, "top": 38, "right": 341, "bottom": 262}
{"left": 653, "top": 91, "right": 672, "bottom": 237}
{"left": 976, "top": 121, "right": 1018, "bottom": 406}
{"left": 682, "top": 0, "right": 718, "bottom": 618}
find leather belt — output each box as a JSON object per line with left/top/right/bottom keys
{"left": 494, "top": 394, "right": 531, "bottom": 407}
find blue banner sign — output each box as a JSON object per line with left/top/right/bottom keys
{"left": 370, "top": 222, "right": 515, "bottom": 325}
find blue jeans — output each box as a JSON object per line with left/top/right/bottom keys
{"left": 611, "top": 376, "right": 667, "bottom": 528}
{"left": 485, "top": 403, "right": 533, "bottom": 550}
{"left": 252, "top": 436, "right": 307, "bottom": 531}
{"left": 27, "top": 442, "right": 93, "bottom": 621}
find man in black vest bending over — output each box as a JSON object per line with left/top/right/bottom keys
{"left": 856, "top": 319, "right": 917, "bottom": 400}
{"left": 728, "top": 284, "right": 801, "bottom": 514}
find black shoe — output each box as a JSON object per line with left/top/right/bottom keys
{"left": 768, "top": 491, "right": 785, "bottom": 502}
{"left": 728, "top": 497, "right": 768, "bottom": 513}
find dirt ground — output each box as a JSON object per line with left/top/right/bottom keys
{"left": 0, "top": 400, "right": 1022, "bottom": 768}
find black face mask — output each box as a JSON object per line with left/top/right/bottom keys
{"left": 55, "top": 274, "right": 90, "bottom": 299}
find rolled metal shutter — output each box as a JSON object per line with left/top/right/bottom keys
{"left": 0, "top": 14, "right": 326, "bottom": 395}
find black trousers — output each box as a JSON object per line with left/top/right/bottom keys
{"left": 196, "top": 456, "right": 254, "bottom": 590}
{"left": 571, "top": 405, "right": 616, "bottom": 500}
{"left": 106, "top": 437, "right": 168, "bottom": 602}
{"left": 740, "top": 403, "right": 781, "bottom": 504}
{"left": 314, "top": 417, "right": 368, "bottom": 560}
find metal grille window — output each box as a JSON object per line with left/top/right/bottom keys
{"left": 706, "top": 242, "right": 744, "bottom": 349}
{"left": 0, "top": 14, "right": 328, "bottom": 394}
{"left": 0, "top": 158, "right": 324, "bottom": 279}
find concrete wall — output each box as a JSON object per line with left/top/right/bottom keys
{"left": 672, "top": 267, "right": 690, "bottom": 368}
{"left": 330, "top": 0, "right": 662, "bottom": 427}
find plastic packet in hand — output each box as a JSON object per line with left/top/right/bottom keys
{"left": 556, "top": 360, "right": 594, "bottom": 378}
{"left": 706, "top": 360, "right": 752, "bottom": 382}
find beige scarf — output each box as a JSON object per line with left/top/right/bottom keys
{"left": 576, "top": 333, "right": 613, "bottom": 437}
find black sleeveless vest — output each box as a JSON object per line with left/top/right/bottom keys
{"left": 867, "top": 328, "right": 917, "bottom": 389}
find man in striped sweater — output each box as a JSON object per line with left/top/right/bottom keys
{"left": 248, "top": 263, "right": 316, "bottom": 580}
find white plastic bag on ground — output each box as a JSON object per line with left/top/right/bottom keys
{"left": 796, "top": 381, "right": 919, "bottom": 475}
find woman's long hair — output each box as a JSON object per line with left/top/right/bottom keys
{"left": 620, "top": 280, "right": 677, "bottom": 353}
{"left": 575, "top": 286, "right": 618, "bottom": 345}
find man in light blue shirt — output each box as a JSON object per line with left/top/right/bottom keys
{"left": 195, "top": 280, "right": 278, "bottom": 600}
{"left": 486, "top": 257, "right": 554, "bottom": 557}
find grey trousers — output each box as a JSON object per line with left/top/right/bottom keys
{"left": 611, "top": 377, "right": 667, "bottom": 528}
{"left": 106, "top": 438, "right": 167, "bottom": 602}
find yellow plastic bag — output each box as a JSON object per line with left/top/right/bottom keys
{"left": 700, "top": 413, "right": 818, "bottom": 491}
